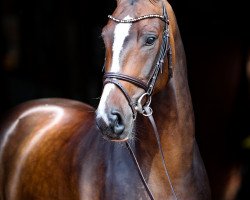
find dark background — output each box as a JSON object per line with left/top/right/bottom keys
{"left": 0, "top": 0, "right": 249, "bottom": 199}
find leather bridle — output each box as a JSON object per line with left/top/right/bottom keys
{"left": 102, "top": 5, "right": 178, "bottom": 200}
{"left": 104, "top": 5, "right": 173, "bottom": 120}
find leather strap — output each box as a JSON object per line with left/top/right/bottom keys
{"left": 126, "top": 142, "right": 155, "bottom": 200}
{"left": 104, "top": 79, "right": 137, "bottom": 119}
{"left": 104, "top": 73, "right": 148, "bottom": 91}
{"left": 126, "top": 106, "right": 178, "bottom": 200}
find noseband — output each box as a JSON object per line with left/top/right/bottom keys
{"left": 103, "top": 5, "right": 173, "bottom": 119}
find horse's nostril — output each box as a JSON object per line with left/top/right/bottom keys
{"left": 109, "top": 110, "right": 125, "bottom": 135}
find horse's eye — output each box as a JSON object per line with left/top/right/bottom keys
{"left": 145, "top": 36, "right": 156, "bottom": 46}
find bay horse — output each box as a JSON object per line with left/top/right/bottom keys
{"left": 0, "top": 0, "right": 211, "bottom": 199}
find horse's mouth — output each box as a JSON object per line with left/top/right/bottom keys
{"left": 104, "top": 134, "right": 129, "bottom": 142}
{"left": 99, "top": 129, "right": 130, "bottom": 142}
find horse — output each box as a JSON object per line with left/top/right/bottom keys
{"left": 0, "top": 0, "right": 211, "bottom": 199}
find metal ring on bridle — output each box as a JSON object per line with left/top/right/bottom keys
{"left": 135, "top": 93, "right": 153, "bottom": 116}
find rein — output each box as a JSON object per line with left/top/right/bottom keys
{"left": 126, "top": 107, "right": 179, "bottom": 200}
{"left": 104, "top": 5, "right": 178, "bottom": 200}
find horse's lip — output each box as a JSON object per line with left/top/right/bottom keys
{"left": 97, "top": 124, "right": 130, "bottom": 142}
{"left": 101, "top": 131, "right": 130, "bottom": 142}
{"left": 110, "top": 137, "right": 129, "bottom": 142}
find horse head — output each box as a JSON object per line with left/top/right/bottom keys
{"left": 96, "top": 0, "right": 173, "bottom": 141}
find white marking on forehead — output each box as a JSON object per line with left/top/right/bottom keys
{"left": 111, "top": 15, "right": 132, "bottom": 72}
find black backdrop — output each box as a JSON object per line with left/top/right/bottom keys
{"left": 0, "top": 0, "right": 249, "bottom": 199}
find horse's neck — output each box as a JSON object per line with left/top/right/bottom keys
{"left": 152, "top": 2, "right": 195, "bottom": 146}
{"left": 137, "top": 25, "right": 195, "bottom": 177}
{"left": 155, "top": 31, "right": 195, "bottom": 140}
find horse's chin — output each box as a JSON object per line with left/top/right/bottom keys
{"left": 100, "top": 129, "right": 133, "bottom": 142}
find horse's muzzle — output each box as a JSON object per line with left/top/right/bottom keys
{"left": 96, "top": 110, "right": 129, "bottom": 141}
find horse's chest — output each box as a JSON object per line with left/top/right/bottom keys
{"left": 102, "top": 148, "right": 146, "bottom": 199}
